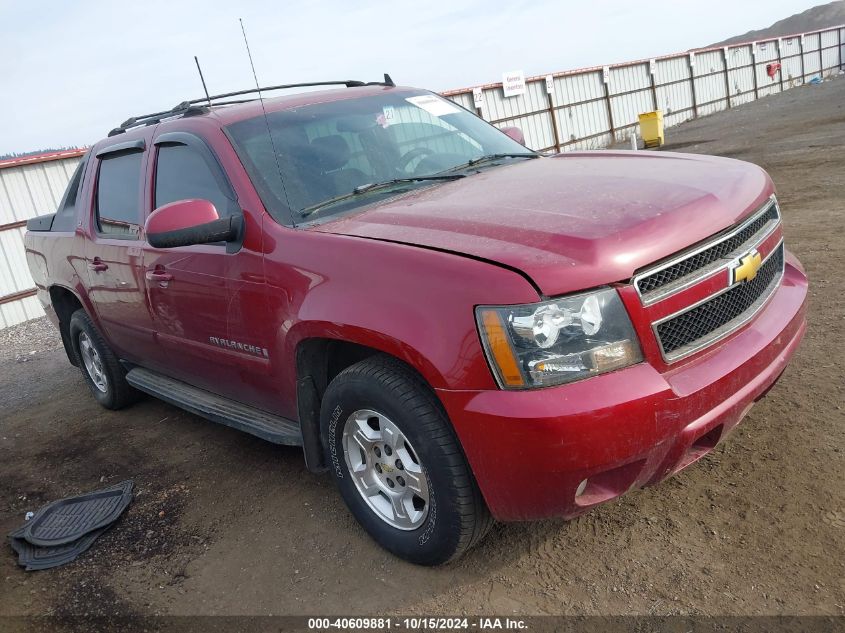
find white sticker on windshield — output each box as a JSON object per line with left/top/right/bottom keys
{"left": 405, "top": 95, "right": 460, "bottom": 117}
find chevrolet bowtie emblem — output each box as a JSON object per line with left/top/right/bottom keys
{"left": 730, "top": 249, "right": 762, "bottom": 285}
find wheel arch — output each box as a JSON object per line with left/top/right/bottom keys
{"left": 48, "top": 285, "right": 86, "bottom": 366}
{"left": 294, "top": 333, "right": 447, "bottom": 473}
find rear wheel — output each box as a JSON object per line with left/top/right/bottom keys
{"left": 321, "top": 355, "right": 492, "bottom": 565}
{"left": 68, "top": 309, "right": 138, "bottom": 410}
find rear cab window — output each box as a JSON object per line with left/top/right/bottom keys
{"left": 52, "top": 155, "right": 88, "bottom": 232}
{"left": 96, "top": 149, "right": 144, "bottom": 239}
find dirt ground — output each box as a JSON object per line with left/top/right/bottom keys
{"left": 1, "top": 77, "right": 843, "bottom": 622}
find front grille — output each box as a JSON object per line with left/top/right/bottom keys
{"left": 637, "top": 202, "right": 779, "bottom": 297}
{"left": 655, "top": 244, "right": 784, "bottom": 358}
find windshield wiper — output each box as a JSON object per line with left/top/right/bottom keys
{"left": 299, "top": 174, "right": 465, "bottom": 218}
{"left": 444, "top": 152, "right": 539, "bottom": 173}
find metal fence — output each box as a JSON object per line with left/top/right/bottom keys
{"left": 0, "top": 151, "right": 84, "bottom": 328}
{"left": 443, "top": 25, "right": 845, "bottom": 152}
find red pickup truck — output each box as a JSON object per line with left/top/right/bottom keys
{"left": 25, "top": 78, "right": 807, "bottom": 565}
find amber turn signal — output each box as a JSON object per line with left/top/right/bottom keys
{"left": 478, "top": 310, "right": 525, "bottom": 387}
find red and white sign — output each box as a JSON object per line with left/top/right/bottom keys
{"left": 502, "top": 70, "right": 526, "bottom": 98}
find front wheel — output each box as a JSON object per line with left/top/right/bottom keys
{"left": 321, "top": 355, "right": 492, "bottom": 565}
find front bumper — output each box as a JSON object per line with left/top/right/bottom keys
{"left": 437, "top": 257, "right": 807, "bottom": 522}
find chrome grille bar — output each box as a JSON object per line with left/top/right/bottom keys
{"left": 634, "top": 195, "right": 781, "bottom": 306}
{"left": 653, "top": 241, "right": 785, "bottom": 362}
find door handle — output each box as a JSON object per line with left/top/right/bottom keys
{"left": 88, "top": 257, "right": 108, "bottom": 272}
{"left": 145, "top": 269, "right": 173, "bottom": 283}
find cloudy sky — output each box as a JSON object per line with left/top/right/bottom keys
{"left": 1, "top": 0, "right": 822, "bottom": 154}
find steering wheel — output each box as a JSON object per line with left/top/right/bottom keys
{"left": 398, "top": 147, "right": 436, "bottom": 172}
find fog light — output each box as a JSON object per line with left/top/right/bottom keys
{"left": 589, "top": 340, "right": 636, "bottom": 373}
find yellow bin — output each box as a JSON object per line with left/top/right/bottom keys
{"left": 638, "top": 110, "right": 664, "bottom": 148}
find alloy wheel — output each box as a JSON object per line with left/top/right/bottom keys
{"left": 342, "top": 409, "right": 429, "bottom": 530}
{"left": 79, "top": 332, "right": 108, "bottom": 393}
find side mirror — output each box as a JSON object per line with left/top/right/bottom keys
{"left": 145, "top": 199, "right": 242, "bottom": 250}
{"left": 501, "top": 126, "right": 526, "bottom": 145}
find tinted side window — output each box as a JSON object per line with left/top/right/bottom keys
{"left": 96, "top": 151, "right": 143, "bottom": 238}
{"left": 52, "top": 158, "right": 87, "bottom": 232}
{"left": 154, "top": 144, "right": 235, "bottom": 217}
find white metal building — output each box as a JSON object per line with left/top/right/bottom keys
{"left": 0, "top": 150, "right": 85, "bottom": 328}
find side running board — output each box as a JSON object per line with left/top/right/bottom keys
{"left": 126, "top": 367, "right": 303, "bottom": 446}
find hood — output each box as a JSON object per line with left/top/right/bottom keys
{"left": 311, "top": 151, "right": 772, "bottom": 296}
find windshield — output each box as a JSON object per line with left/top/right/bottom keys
{"left": 225, "top": 89, "right": 533, "bottom": 225}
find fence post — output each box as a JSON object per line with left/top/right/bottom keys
{"left": 818, "top": 34, "right": 824, "bottom": 76}
{"left": 649, "top": 60, "right": 659, "bottom": 111}
{"left": 799, "top": 34, "right": 806, "bottom": 81}
{"left": 751, "top": 44, "right": 760, "bottom": 100}
{"left": 840, "top": 28, "right": 843, "bottom": 69}
{"left": 722, "top": 48, "right": 732, "bottom": 108}
{"left": 688, "top": 53, "right": 698, "bottom": 118}
{"left": 602, "top": 68, "right": 616, "bottom": 143}
{"left": 777, "top": 39, "right": 785, "bottom": 93}
{"left": 544, "top": 79, "right": 562, "bottom": 152}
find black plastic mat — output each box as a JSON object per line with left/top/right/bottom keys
{"left": 9, "top": 525, "right": 107, "bottom": 571}
{"left": 21, "top": 480, "right": 133, "bottom": 547}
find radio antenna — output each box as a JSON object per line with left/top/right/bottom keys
{"left": 194, "top": 56, "right": 212, "bottom": 106}
{"left": 239, "top": 18, "right": 296, "bottom": 227}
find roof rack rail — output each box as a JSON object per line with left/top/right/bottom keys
{"left": 107, "top": 74, "right": 396, "bottom": 137}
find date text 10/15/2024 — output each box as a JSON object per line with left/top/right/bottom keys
{"left": 308, "top": 617, "right": 528, "bottom": 630}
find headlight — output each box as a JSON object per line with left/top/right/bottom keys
{"left": 476, "top": 288, "right": 643, "bottom": 389}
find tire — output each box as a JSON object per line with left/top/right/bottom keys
{"left": 321, "top": 355, "right": 492, "bottom": 565}
{"left": 68, "top": 309, "right": 138, "bottom": 410}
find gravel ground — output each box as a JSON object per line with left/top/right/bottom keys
{"left": 0, "top": 77, "right": 843, "bottom": 624}
{"left": 0, "top": 317, "right": 63, "bottom": 364}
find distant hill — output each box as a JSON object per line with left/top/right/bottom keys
{"left": 710, "top": 0, "right": 845, "bottom": 46}
{"left": 0, "top": 147, "right": 80, "bottom": 161}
